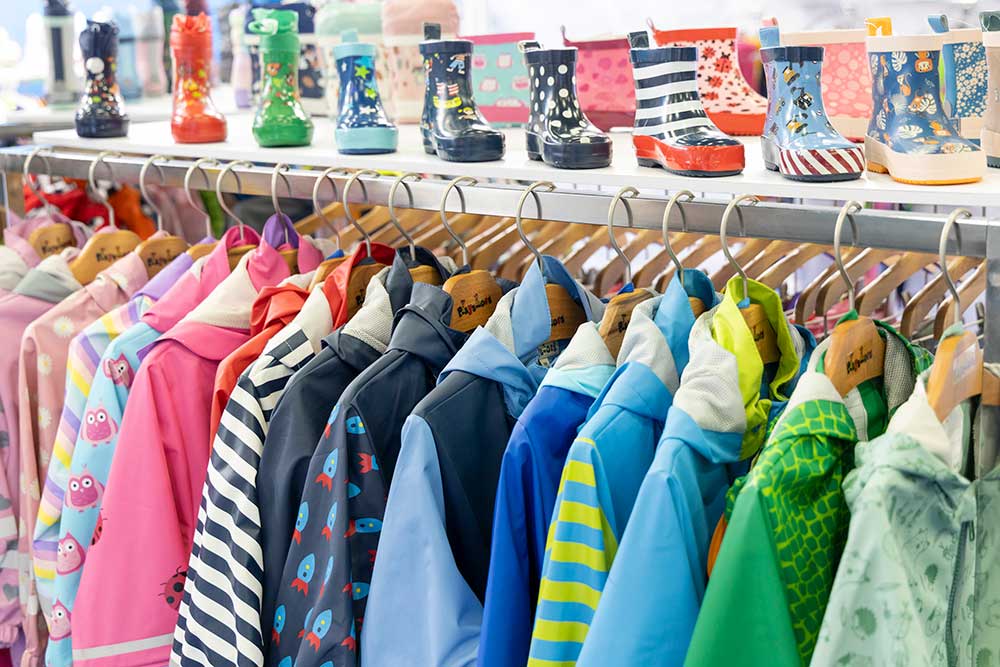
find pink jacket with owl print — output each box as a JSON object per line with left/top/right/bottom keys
{"left": 17, "top": 251, "right": 150, "bottom": 667}
{"left": 72, "top": 239, "right": 321, "bottom": 667}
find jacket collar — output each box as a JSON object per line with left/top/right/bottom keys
{"left": 387, "top": 281, "right": 471, "bottom": 373}
{"left": 13, "top": 247, "right": 82, "bottom": 302}
{"left": 540, "top": 322, "right": 615, "bottom": 399}
{"left": 322, "top": 242, "right": 398, "bottom": 327}
{"left": 384, "top": 246, "right": 455, "bottom": 313}
{"left": 249, "top": 277, "right": 314, "bottom": 336}
{"left": 442, "top": 256, "right": 602, "bottom": 418}
{"left": 339, "top": 267, "right": 395, "bottom": 355}
{"left": 84, "top": 249, "right": 151, "bottom": 312}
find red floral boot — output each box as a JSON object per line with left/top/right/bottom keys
{"left": 649, "top": 22, "right": 767, "bottom": 135}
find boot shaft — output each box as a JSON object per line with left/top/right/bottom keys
{"left": 928, "top": 15, "right": 986, "bottom": 130}
{"left": 419, "top": 24, "right": 479, "bottom": 129}
{"left": 982, "top": 12, "right": 1000, "bottom": 130}
{"left": 628, "top": 40, "right": 711, "bottom": 139}
{"left": 520, "top": 44, "right": 579, "bottom": 127}
{"left": 80, "top": 20, "right": 122, "bottom": 92}
{"left": 334, "top": 31, "right": 392, "bottom": 128}
{"left": 759, "top": 26, "right": 829, "bottom": 141}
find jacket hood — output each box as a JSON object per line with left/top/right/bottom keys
{"left": 388, "top": 281, "right": 475, "bottom": 373}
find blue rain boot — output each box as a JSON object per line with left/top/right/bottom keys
{"left": 928, "top": 14, "right": 987, "bottom": 140}
{"left": 759, "top": 24, "right": 865, "bottom": 181}
{"left": 75, "top": 20, "right": 129, "bottom": 138}
{"left": 519, "top": 40, "right": 611, "bottom": 169}
{"left": 864, "top": 17, "right": 984, "bottom": 184}
{"left": 420, "top": 22, "right": 505, "bottom": 162}
{"left": 333, "top": 30, "right": 397, "bottom": 154}
{"left": 982, "top": 11, "right": 1000, "bottom": 168}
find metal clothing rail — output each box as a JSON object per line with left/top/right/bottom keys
{"left": 1, "top": 146, "right": 995, "bottom": 258}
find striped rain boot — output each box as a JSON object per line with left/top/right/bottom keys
{"left": 628, "top": 31, "right": 743, "bottom": 176}
{"left": 928, "top": 14, "right": 987, "bottom": 140}
{"left": 759, "top": 24, "right": 865, "bottom": 181}
{"left": 983, "top": 11, "right": 1000, "bottom": 167}
{"left": 864, "top": 17, "right": 984, "bottom": 185}
{"left": 649, "top": 21, "right": 767, "bottom": 135}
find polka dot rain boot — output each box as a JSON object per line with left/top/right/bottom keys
{"left": 928, "top": 14, "right": 988, "bottom": 140}
{"left": 628, "top": 31, "right": 743, "bottom": 176}
{"left": 649, "top": 22, "right": 767, "bottom": 135}
{"left": 248, "top": 8, "right": 314, "bottom": 148}
{"left": 75, "top": 20, "right": 129, "bottom": 138}
{"left": 519, "top": 40, "right": 611, "bottom": 169}
{"left": 759, "top": 23, "right": 865, "bottom": 181}
{"left": 333, "top": 29, "right": 398, "bottom": 154}
{"left": 982, "top": 11, "right": 1000, "bottom": 168}
{"left": 420, "top": 22, "right": 504, "bottom": 162}
{"left": 864, "top": 17, "right": 985, "bottom": 185}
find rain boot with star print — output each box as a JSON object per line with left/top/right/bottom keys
{"left": 333, "top": 29, "right": 397, "bottom": 154}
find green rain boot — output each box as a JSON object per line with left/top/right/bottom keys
{"left": 248, "top": 8, "right": 313, "bottom": 147}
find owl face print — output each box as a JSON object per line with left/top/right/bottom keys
{"left": 66, "top": 471, "right": 104, "bottom": 511}
{"left": 57, "top": 534, "right": 85, "bottom": 574}
{"left": 49, "top": 602, "right": 71, "bottom": 640}
{"left": 82, "top": 407, "right": 118, "bottom": 445}
{"left": 103, "top": 354, "right": 134, "bottom": 387}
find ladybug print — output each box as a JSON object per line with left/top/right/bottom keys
{"left": 91, "top": 511, "right": 104, "bottom": 546}
{"left": 161, "top": 567, "right": 187, "bottom": 610}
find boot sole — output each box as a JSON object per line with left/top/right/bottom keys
{"left": 703, "top": 111, "right": 765, "bottom": 136}
{"left": 633, "top": 135, "right": 744, "bottom": 176}
{"left": 75, "top": 116, "right": 130, "bottom": 138}
{"left": 525, "top": 132, "right": 612, "bottom": 169}
{"left": 761, "top": 137, "right": 864, "bottom": 181}
{"left": 865, "top": 136, "right": 985, "bottom": 185}
{"left": 982, "top": 128, "right": 1000, "bottom": 169}
{"left": 423, "top": 133, "right": 505, "bottom": 162}
{"left": 336, "top": 126, "right": 398, "bottom": 155}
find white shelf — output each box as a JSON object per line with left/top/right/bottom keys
{"left": 29, "top": 113, "right": 1000, "bottom": 209}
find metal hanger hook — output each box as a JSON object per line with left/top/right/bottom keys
{"left": 832, "top": 200, "right": 864, "bottom": 312}
{"left": 719, "top": 194, "right": 759, "bottom": 302}
{"left": 608, "top": 186, "right": 639, "bottom": 286}
{"left": 311, "top": 167, "right": 349, "bottom": 251}
{"left": 23, "top": 146, "right": 66, "bottom": 221}
{"left": 939, "top": 207, "right": 972, "bottom": 328}
{"left": 183, "top": 158, "right": 220, "bottom": 238}
{"left": 216, "top": 160, "right": 255, "bottom": 244}
{"left": 663, "top": 189, "right": 695, "bottom": 289}
{"left": 139, "top": 154, "right": 169, "bottom": 231}
{"left": 270, "top": 163, "right": 293, "bottom": 238}
{"left": 344, "top": 169, "right": 380, "bottom": 256}
{"left": 88, "top": 150, "right": 122, "bottom": 230}
{"left": 388, "top": 172, "right": 422, "bottom": 259}
{"left": 439, "top": 176, "right": 477, "bottom": 267}
{"left": 515, "top": 181, "right": 556, "bottom": 272}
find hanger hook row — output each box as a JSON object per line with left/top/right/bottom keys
{"left": 662, "top": 189, "right": 696, "bottom": 286}
{"left": 608, "top": 186, "right": 639, "bottom": 286}
{"left": 183, "top": 158, "right": 221, "bottom": 238}
{"left": 23, "top": 146, "right": 54, "bottom": 211}
{"left": 832, "top": 200, "right": 864, "bottom": 312}
{"left": 439, "top": 176, "right": 477, "bottom": 267}
{"left": 344, "top": 169, "right": 380, "bottom": 256}
{"left": 139, "top": 154, "right": 169, "bottom": 232}
{"left": 311, "top": 167, "right": 350, "bottom": 252}
{"left": 388, "top": 172, "right": 422, "bottom": 258}
{"left": 515, "top": 181, "right": 556, "bottom": 271}
{"left": 88, "top": 150, "right": 122, "bottom": 230}
{"left": 719, "top": 194, "right": 759, "bottom": 301}
{"left": 939, "top": 207, "right": 972, "bottom": 328}
{"left": 216, "top": 160, "right": 255, "bottom": 243}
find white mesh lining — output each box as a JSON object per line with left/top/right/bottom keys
{"left": 615, "top": 296, "right": 681, "bottom": 394}
{"left": 551, "top": 322, "right": 615, "bottom": 373}
{"left": 341, "top": 267, "right": 394, "bottom": 354}
{"left": 672, "top": 305, "right": 748, "bottom": 435}
{"left": 484, "top": 288, "right": 518, "bottom": 355}
{"left": 843, "top": 330, "right": 916, "bottom": 442}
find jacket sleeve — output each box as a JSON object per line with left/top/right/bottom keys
{"left": 0, "top": 406, "right": 20, "bottom": 647}
{"left": 683, "top": 482, "right": 801, "bottom": 667}
{"left": 361, "top": 416, "right": 481, "bottom": 667}
{"left": 72, "top": 356, "right": 209, "bottom": 667}
{"left": 477, "top": 425, "right": 535, "bottom": 667}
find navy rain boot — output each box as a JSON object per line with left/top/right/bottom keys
{"left": 420, "top": 22, "right": 505, "bottom": 162}
{"left": 520, "top": 40, "right": 612, "bottom": 169}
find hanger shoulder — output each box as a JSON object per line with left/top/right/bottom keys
{"left": 855, "top": 251, "right": 937, "bottom": 317}
{"left": 743, "top": 241, "right": 801, "bottom": 279}
{"left": 136, "top": 235, "right": 190, "bottom": 278}
{"left": 633, "top": 233, "right": 699, "bottom": 288}
{"left": 594, "top": 229, "right": 660, "bottom": 296}
{"left": 757, "top": 244, "right": 830, "bottom": 290}
{"left": 901, "top": 257, "right": 980, "bottom": 338}
{"left": 27, "top": 222, "right": 76, "bottom": 259}
{"left": 814, "top": 249, "right": 900, "bottom": 320}
{"left": 294, "top": 201, "right": 345, "bottom": 236}
{"left": 926, "top": 329, "right": 983, "bottom": 421}
{"left": 654, "top": 236, "right": 723, "bottom": 292}
{"left": 794, "top": 248, "right": 863, "bottom": 324}
{"left": 825, "top": 315, "right": 887, "bottom": 395}
{"left": 598, "top": 289, "right": 656, "bottom": 358}
{"left": 444, "top": 269, "right": 503, "bottom": 332}
{"left": 561, "top": 227, "right": 628, "bottom": 278}
{"left": 187, "top": 241, "right": 217, "bottom": 261}
{"left": 70, "top": 230, "right": 142, "bottom": 285}
{"left": 469, "top": 218, "right": 538, "bottom": 270}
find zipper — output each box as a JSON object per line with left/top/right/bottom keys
{"left": 945, "top": 521, "right": 972, "bottom": 667}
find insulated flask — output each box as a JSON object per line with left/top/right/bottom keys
{"left": 43, "top": 0, "right": 79, "bottom": 106}
{"left": 75, "top": 20, "right": 129, "bottom": 138}
{"left": 248, "top": 8, "right": 313, "bottom": 147}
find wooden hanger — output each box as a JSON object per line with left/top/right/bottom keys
{"left": 137, "top": 155, "right": 190, "bottom": 278}
{"left": 214, "top": 160, "right": 262, "bottom": 271}
{"left": 384, "top": 173, "right": 444, "bottom": 287}
{"left": 270, "top": 164, "right": 304, "bottom": 275}
{"left": 369, "top": 209, "right": 432, "bottom": 245}
{"left": 710, "top": 238, "right": 771, "bottom": 290}
{"left": 656, "top": 192, "right": 711, "bottom": 318}
{"left": 414, "top": 213, "right": 486, "bottom": 252}
{"left": 466, "top": 218, "right": 538, "bottom": 270}
{"left": 854, "top": 251, "right": 937, "bottom": 317}
{"left": 338, "top": 171, "right": 391, "bottom": 318}
{"left": 822, "top": 202, "right": 887, "bottom": 397}
{"left": 21, "top": 146, "right": 79, "bottom": 258}
{"left": 793, "top": 247, "right": 860, "bottom": 325}
{"left": 757, "top": 243, "right": 831, "bottom": 290}
{"left": 720, "top": 196, "right": 780, "bottom": 365}
{"left": 594, "top": 229, "right": 660, "bottom": 296}
{"left": 900, "top": 256, "right": 980, "bottom": 338}
{"left": 632, "top": 232, "right": 700, "bottom": 287}
{"left": 813, "top": 248, "right": 900, "bottom": 323}
{"left": 933, "top": 261, "right": 985, "bottom": 340}
{"left": 561, "top": 226, "right": 631, "bottom": 280}
{"left": 308, "top": 167, "right": 353, "bottom": 290}
{"left": 498, "top": 221, "right": 563, "bottom": 281}
{"left": 655, "top": 236, "right": 723, "bottom": 292}
{"left": 512, "top": 222, "right": 597, "bottom": 282}
{"left": 743, "top": 241, "right": 803, "bottom": 279}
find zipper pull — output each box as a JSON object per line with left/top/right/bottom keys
{"left": 969, "top": 523, "right": 975, "bottom": 542}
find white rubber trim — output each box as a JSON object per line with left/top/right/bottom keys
{"left": 983, "top": 32, "right": 1000, "bottom": 47}
{"left": 938, "top": 28, "right": 983, "bottom": 45}
{"left": 829, "top": 115, "right": 871, "bottom": 140}
{"left": 866, "top": 34, "right": 944, "bottom": 52}
{"left": 982, "top": 127, "right": 1000, "bottom": 158}
{"left": 634, "top": 80, "right": 699, "bottom": 100}
{"left": 781, "top": 29, "right": 867, "bottom": 46}
{"left": 865, "top": 135, "right": 986, "bottom": 183}
{"left": 632, "top": 60, "right": 697, "bottom": 79}
{"left": 960, "top": 116, "right": 984, "bottom": 140}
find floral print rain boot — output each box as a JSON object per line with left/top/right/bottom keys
{"left": 75, "top": 20, "right": 129, "bottom": 138}
{"left": 628, "top": 31, "right": 743, "bottom": 176}
{"left": 649, "top": 22, "right": 767, "bottom": 135}
{"left": 248, "top": 8, "right": 314, "bottom": 148}
{"left": 420, "top": 22, "right": 505, "bottom": 162}
{"left": 759, "top": 24, "right": 865, "bottom": 181}
{"left": 928, "top": 14, "right": 988, "bottom": 140}
{"left": 519, "top": 40, "right": 611, "bottom": 169}
{"left": 982, "top": 11, "right": 1000, "bottom": 168}
{"left": 333, "top": 29, "right": 397, "bottom": 154}
{"left": 864, "top": 17, "right": 985, "bottom": 185}
{"left": 169, "top": 13, "right": 227, "bottom": 143}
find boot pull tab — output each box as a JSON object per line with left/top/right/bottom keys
{"left": 645, "top": 17, "right": 656, "bottom": 32}
{"left": 928, "top": 15, "right": 950, "bottom": 33}
{"left": 980, "top": 11, "right": 1000, "bottom": 31}
{"left": 865, "top": 17, "right": 892, "bottom": 37}
{"left": 423, "top": 22, "right": 441, "bottom": 41}
{"left": 627, "top": 31, "right": 649, "bottom": 49}
{"left": 759, "top": 25, "right": 780, "bottom": 49}
{"left": 340, "top": 28, "right": 359, "bottom": 44}
{"left": 559, "top": 25, "right": 569, "bottom": 44}
{"left": 518, "top": 40, "right": 541, "bottom": 53}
